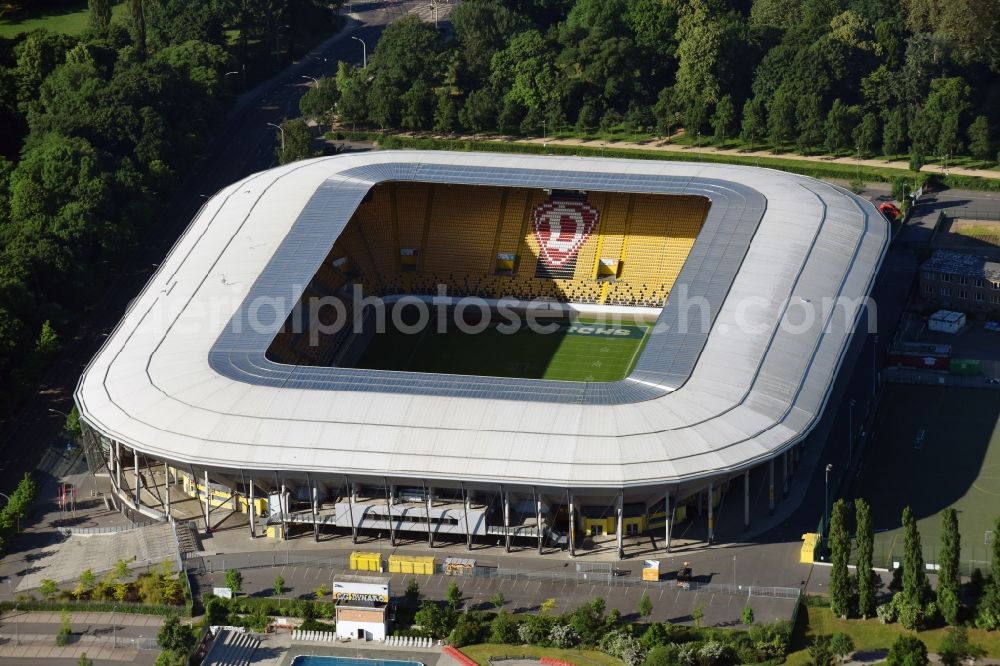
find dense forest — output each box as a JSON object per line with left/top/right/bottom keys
{"left": 0, "top": 0, "right": 340, "bottom": 416}
{"left": 318, "top": 0, "right": 998, "bottom": 168}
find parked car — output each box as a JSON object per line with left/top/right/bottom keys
{"left": 878, "top": 202, "right": 902, "bottom": 221}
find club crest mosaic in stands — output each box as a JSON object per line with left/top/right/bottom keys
{"left": 533, "top": 194, "right": 600, "bottom": 278}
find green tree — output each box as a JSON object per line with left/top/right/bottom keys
{"left": 882, "top": 107, "right": 907, "bottom": 156}
{"left": 114, "top": 559, "right": 130, "bottom": 581}
{"left": 445, "top": 580, "right": 462, "bottom": 609}
{"left": 490, "top": 611, "right": 520, "bottom": 644}
{"left": 939, "top": 626, "right": 986, "bottom": 666}
{"left": 460, "top": 88, "right": 498, "bottom": 135}
{"left": 901, "top": 506, "right": 929, "bottom": 606}
{"left": 638, "top": 592, "right": 653, "bottom": 619}
{"left": 829, "top": 499, "right": 852, "bottom": 618}
{"left": 401, "top": 80, "right": 435, "bottom": 131}
{"left": 298, "top": 76, "right": 339, "bottom": 127}
{"left": 157, "top": 614, "right": 196, "bottom": 656}
{"left": 540, "top": 597, "right": 557, "bottom": 614}
{"left": 855, "top": 498, "right": 877, "bottom": 619}
{"left": 830, "top": 633, "right": 854, "bottom": 662}
{"left": 825, "top": 99, "right": 857, "bottom": 153}
{"left": 88, "top": 0, "right": 112, "bottom": 32}
{"left": 128, "top": 0, "right": 147, "bottom": 58}
{"left": 414, "top": 600, "right": 457, "bottom": 639}
{"left": 489, "top": 591, "right": 505, "bottom": 610}
{"left": 78, "top": 653, "right": 94, "bottom": 666}
{"left": 273, "top": 575, "right": 284, "bottom": 596}
{"left": 854, "top": 113, "right": 879, "bottom": 156}
{"left": 224, "top": 569, "right": 243, "bottom": 596}
{"left": 937, "top": 508, "right": 961, "bottom": 625}
{"left": 808, "top": 635, "right": 834, "bottom": 666}
{"left": 335, "top": 61, "right": 368, "bottom": 127}
{"left": 405, "top": 579, "right": 420, "bottom": 603}
{"left": 314, "top": 583, "right": 329, "bottom": 600}
{"left": 967, "top": 116, "right": 992, "bottom": 161}
{"left": 740, "top": 97, "right": 766, "bottom": 150}
{"left": 768, "top": 89, "right": 797, "bottom": 149}
{"left": 975, "top": 516, "right": 1000, "bottom": 629}
{"left": 40, "top": 579, "right": 58, "bottom": 600}
{"left": 886, "top": 635, "right": 928, "bottom": 666}
{"left": 796, "top": 94, "right": 824, "bottom": 153}
{"left": 710, "top": 94, "right": 735, "bottom": 145}
{"left": 692, "top": 604, "right": 704, "bottom": 628}
{"left": 35, "top": 320, "right": 59, "bottom": 355}
{"left": 741, "top": 604, "right": 754, "bottom": 625}
{"left": 277, "top": 118, "right": 314, "bottom": 165}
{"left": 56, "top": 608, "right": 72, "bottom": 646}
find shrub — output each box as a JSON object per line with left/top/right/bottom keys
{"left": 489, "top": 612, "right": 520, "bottom": 644}
{"left": 548, "top": 623, "right": 580, "bottom": 648}
{"left": 886, "top": 635, "right": 928, "bottom": 666}
{"left": 643, "top": 644, "right": 680, "bottom": 666}
{"left": 876, "top": 601, "right": 897, "bottom": 624}
{"left": 448, "top": 614, "right": 487, "bottom": 647}
{"left": 600, "top": 629, "right": 647, "bottom": 666}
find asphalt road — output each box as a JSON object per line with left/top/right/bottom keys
{"left": 0, "top": 1, "right": 426, "bottom": 498}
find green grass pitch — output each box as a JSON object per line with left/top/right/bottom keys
{"left": 356, "top": 318, "right": 650, "bottom": 382}
{"left": 851, "top": 384, "right": 1000, "bottom": 572}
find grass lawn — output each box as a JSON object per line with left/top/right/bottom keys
{"left": 459, "top": 643, "right": 622, "bottom": 666}
{"left": 786, "top": 603, "right": 1000, "bottom": 665}
{"left": 850, "top": 385, "right": 1000, "bottom": 572}
{"left": 0, "top": 1, "right": 127, "bottom": 38}
{"left": 356, "top": 317, "right": 650, "bottom": 382}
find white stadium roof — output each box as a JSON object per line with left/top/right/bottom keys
{"left": 75, "top": 151, "right": 888, "bottom": 490}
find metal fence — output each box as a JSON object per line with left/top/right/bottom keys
{"left": 56, "top": 519, "right": 160, "bottom": 536}
{"left": 943, "top": 208, "right": 1000, "bottom": 222}
{"left": 0, "top": 633, "right": 159, "bottom": 650}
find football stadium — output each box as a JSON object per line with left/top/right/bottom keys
{"left": 74, "top": 151, "right": 889, "bottom": 557}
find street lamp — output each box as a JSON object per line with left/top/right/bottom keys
{"left": 225, "top": 71, "right": 240, "bottom": 77}
{"left": 301, "top": 75, "right": 319, "bottom": 86}
{"left": 266, "top": 123, "right": 285, "bottom": 153}
{"left": 48, "top": 408, "right": 70, "bottom": 418}
{"left": 824, "top": 464, "right": 833, "bottom": 537}
{"left": 351, "top": 36, "right": 367, "bottom": 68}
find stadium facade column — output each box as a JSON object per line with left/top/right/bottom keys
{"left": 279, "top": 482, "right": 287, "bottom": 541}
{"left": 534, "top": 487, "right": 543, "bottom": 555}
{"left": 164, "top": 467, "right": 170, "bottom": 520}
{"left": 769, "top": 459, "right": 775, "bottom": 515}
{"left": 309, "top": 475, "right": 319, "bottom": 542}
{"left": 501, "top": 485, "right": 511, "bottom": 553}
{"left": 204, "top": 470, "right": 212, "bottom": 533}
{"left": 744, "top": 469, "right": 750, "bottom": 528}
{"left": 707, "top": 481, "right": 714, "bottom": 544}
{"left": 424, "top": 483, "right": 434, "bottom": 548}
{"left": 782, "top": 451, "right": 789, "bottom": 497}
{"left": 189, "top": 464, "right": 207, "bottom": 530}
{"left": 664, "top": 490, "right": 671, "bottom": 554}
{"left": 462, "top": 483, "right": 472, "bottom": 551}
{"left": 345, "top": 476, "right": 358, "bottom": 544}
{"left": 385, "top": 479, "right": 396, "bottom": 547}
{"left": 133, "top": 448, "right": 140, "bottom": 507}
{"left": 616, "top": 491, "right": 624, "bottom": 560}
{"left": 114, "top": 441, "right": 121, "bottom": 497}
{"left": 567, "top": 490, "right": 576, "bottom": 557}
{"left": 248, "top": 478, "right": 256, "bottom": 538}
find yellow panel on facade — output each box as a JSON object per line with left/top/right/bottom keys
{"left": 582, "top": 517, "right": 614, "bottom": 537}
{"left": 350, "top": 552, "right": 383, "bottom": 572}
{"left": 388, "top": 554, "right": 435, "bottom": 575}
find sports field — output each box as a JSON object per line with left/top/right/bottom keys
{"left": 355, "top": 317, "right": 650, "bottom": 382}
{"left": 851, "top": 384, "right": 1000, "bottom": 572}
{"left": 0, "top": 2, "right": 127, "bottom": 38}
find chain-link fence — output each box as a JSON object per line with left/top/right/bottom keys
{"left": 847, "top": 539, "right": 994, "bottom": 576}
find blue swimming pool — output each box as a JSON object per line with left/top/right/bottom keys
{"left": 291, "top": 657, "right": 424, "bottom": 666}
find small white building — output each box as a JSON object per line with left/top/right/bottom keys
{"left": 331, "top": 576, "right": 390, "bottom": 642}
{"left": 929, "top": 310, "right": 966, "bottom": 334}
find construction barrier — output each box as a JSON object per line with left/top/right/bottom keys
{"left": 388, "top": 554, "right": 435, "bottom": 575}
{"left": 443, "top": 646, "right": 477, "bottom": 666}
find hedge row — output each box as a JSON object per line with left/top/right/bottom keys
{"left": 332, "top": 131, "right": 1000, "bottom": 192}
{"left": 0, "top": 599, "right": 181, "bottom": 616}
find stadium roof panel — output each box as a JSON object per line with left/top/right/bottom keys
{"left": 75, "top": 151, "right": 888, "bottom": 489}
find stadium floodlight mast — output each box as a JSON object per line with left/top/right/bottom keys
{"left": 351, "top": 36, "right": 367, "bottom": 68}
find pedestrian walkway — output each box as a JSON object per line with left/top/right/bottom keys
{"left": 0, "top": 642, "right": 140, "bottom": 661}
{"left": 0, "top": 610, "right": 165, "bottom": 627}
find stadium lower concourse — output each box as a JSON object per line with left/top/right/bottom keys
{"left": 75, "top": 151, "right": 889, "bottom": 557}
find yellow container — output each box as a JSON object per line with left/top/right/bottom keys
{"left": 350, "top": 551, "right": 383, "bottom": 572}
{"left": 388, "top": 554, "right": 435, "bottom": 575}
{"left": 800, "top": 533, "right": 818, "bottom": 563}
